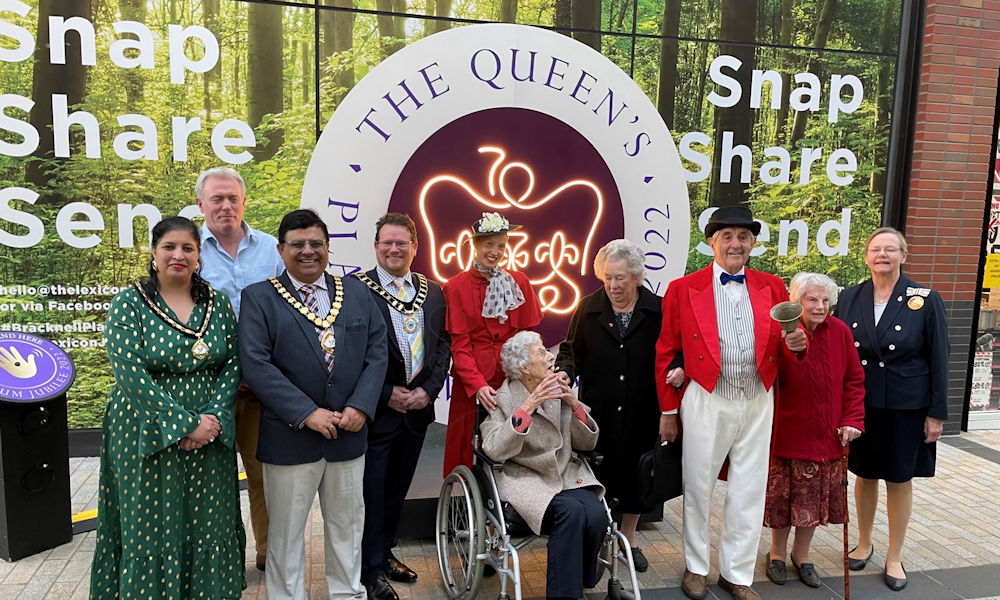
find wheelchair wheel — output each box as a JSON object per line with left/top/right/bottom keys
{"left": 436, "top": 465, "right": 486, "bottom": 599}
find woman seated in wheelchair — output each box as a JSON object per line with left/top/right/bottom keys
{"left": 480, "top": 330, "right": 609, "bottom": 600}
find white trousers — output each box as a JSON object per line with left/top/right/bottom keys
{"left": 680, "top": 381, "right": 773, "bottom": 586}
{"left": 263, "top": 457, "right": 366, "bottom": 600}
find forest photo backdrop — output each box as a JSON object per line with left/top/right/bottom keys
{"left": 0, "top": 0, "right": 908, "bottom": 427}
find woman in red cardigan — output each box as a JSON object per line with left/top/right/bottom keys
{"left": 763, "top": 272, "right": 865, "bottom": 588}
{"left": 442, "top": 212, "right": 542, "bottom": 476}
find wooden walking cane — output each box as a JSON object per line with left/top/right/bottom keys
{"left": 838, "top": 428, "right": 851, "bottom": 600}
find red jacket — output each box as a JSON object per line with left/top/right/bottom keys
{"left": 655, "top": 264, "right": 797, "bottom": 412}
{"left": 772, "top": 316, "right": 865, "bottom": 462}
{"left": 441, "top": 268, "right": 542, "bottom": 475}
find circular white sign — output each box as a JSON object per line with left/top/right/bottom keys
{"left": 302, "top": 22, "right": 689, "bottom": 305}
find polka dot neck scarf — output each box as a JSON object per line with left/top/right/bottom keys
{"left": 474, "top": 261, "right": 525, "bottom": 324}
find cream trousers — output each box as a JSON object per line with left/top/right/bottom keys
{"left": 680, "top": 380, "right": 773, "bottom": 586}
{"left": 263, "top": 456, "right": 366, "bottom": 600}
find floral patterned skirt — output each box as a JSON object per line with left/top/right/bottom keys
{"left": 763, "top": 456, "right": 846, "bottom": 529}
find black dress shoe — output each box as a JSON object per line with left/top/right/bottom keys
{"left": 765, "top": 559, "right": 786, "bottom": 585}
{"left": 884, "top": 564, "right": 907, "bottom": 591}
{"left": 383, "top": 553, "right": 417, "bottom": 583}
{"left": 792, "top": 559, "right": 821, "bottom": 588}
{"left": 630, "top": 547, "right": 649, "bottom": 573}
{"left": 364, "top": 575, "right": 399, "bottom": 600}
{"left": 848, "top": 545, "right": 874, "bottom": 571}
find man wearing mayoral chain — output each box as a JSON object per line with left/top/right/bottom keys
{"left": 239, "top": 209, "right": 388, "bottom": 600}
{"left": 195, "top": 166, "right": 283, "bottom": 571}
{"left": 355, "top": 213, "right": 452, "bottom": 600}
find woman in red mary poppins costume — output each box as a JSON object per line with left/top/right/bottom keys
{"left": 442, "top": 212, "right": 543, "bottom": 476}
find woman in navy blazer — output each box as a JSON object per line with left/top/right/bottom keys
{"left": 836, "top": 227, "right": 949, "bottom": 592}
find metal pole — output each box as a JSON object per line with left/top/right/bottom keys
{"left": 839, "top": 428, "right": 851, "bottom": 600}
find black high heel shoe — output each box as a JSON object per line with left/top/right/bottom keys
{"left": 884, "top": 564, "right": 907, "bottom": 591}
{"left": 848, "top": 545, "right": 873, "bottom": 571}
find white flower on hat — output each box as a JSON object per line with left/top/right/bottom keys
{"left": 477, "top": 212, "right": 509, "bottom": 233}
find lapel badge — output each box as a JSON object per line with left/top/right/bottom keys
{"left": 907, "top": 296, "right": 924, "bottom": 310}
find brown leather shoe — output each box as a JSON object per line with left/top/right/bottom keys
{"left": 681, "top": 569, "right": 707, "bottom": 599}
{"left": 718, "top": 575, "right": 761, "bottom": 600}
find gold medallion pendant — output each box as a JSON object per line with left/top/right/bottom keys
{"left": 192, "top": 338, "right": 210, "bottom": 359}
{"left": 320, "top": 330, "right": 336, "bottom": 355}
{"left": 907, "top": 296, "right": 924, "bottom": 310}
{"left": 403, "top": 313, "right": 418, "bottom": 334}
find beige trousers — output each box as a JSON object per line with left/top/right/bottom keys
{"left": 235, "top": 385, "right": 268, "bottom": 554}
{"left": 263, "top": 456, "right": 366, "bottom": 600}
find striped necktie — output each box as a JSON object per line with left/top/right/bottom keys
{"left": 394, "top": 278, "right": 424, "bottom": 381}
{"left": 300, "top": 284, "right": 334, "bottom": 372}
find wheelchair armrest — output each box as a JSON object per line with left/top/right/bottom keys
{"left": 575, "top": 449, "right": 603, "bottom": 467}
{"left": 473, "top": 446, "right": 505, "bottom": 471}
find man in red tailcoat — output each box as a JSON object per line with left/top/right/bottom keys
{"left": 655, "top": 206, "right": 807, "bottom": 600}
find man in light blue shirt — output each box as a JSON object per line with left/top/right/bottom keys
{"left": 197, "top": 166, "right": 282, "bottom": 572}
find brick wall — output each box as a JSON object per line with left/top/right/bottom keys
{"left": 906, "top": 0, "right": 1000, "bottom": 432}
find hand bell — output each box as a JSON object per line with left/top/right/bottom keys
{"left": 770, "top": 301, "right": 803, "bottom": 333}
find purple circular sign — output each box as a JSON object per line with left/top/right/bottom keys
{"left": 0, "top": 333, "right": 75, "bottom": 404}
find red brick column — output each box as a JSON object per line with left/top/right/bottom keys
{"left": 906, "top": 0, "right": 1000, "bottom": 430}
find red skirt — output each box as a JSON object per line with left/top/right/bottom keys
{"left": 763, "top": 456, "right": 846, "bottom": 529}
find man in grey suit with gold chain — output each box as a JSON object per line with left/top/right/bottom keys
{"left": 239, "top": 209, "right": 387, "bottom": 600}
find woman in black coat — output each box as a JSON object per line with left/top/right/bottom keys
{"left": 836, "top": 227, "right": 949, "bottom": 592}
{"left": 555, "top": 239, "right": 683, "bottom": 573}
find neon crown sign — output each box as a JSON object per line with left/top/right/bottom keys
{"left": 419, "top": 146, "right": 604, "bottom": 315}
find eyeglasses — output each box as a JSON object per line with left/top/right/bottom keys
{"left": 866, "top": 247, "right": 901, "bottom": 256}
{"left": 284, "top": 239, "right": 327, "bottom": 252}
{"left": 376, "top": 241, "right": 413, "bottom": 249}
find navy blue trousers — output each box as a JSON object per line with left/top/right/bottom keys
{"left": 540, "top": 488, "right": 608, "bottom": 599}
{"left": 361, "top": 420, "right": 425, "bottom": 583}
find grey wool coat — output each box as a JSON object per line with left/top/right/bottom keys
{"left": 480, "top": 379, "right": 605, "bottom": 535}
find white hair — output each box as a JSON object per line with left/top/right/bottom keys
{"left": 789, "top": 272, "right": 839, "bottom": 306}
{"left": 500, "top": 331, "right": 542, "bottom": 381}
{"left": 594, "top": 239, "right": 646, "bottom": 280}
{"left": 195, "top": 167, "right": 246, "bottom": 200}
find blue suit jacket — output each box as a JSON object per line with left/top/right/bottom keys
{"left": 239, "top": 272, "right": 388, "bottom": 465}
{"left": 361, "top": 269, "right": 451, "bottom": 435}
{"left": 836, "top": 275, "right": 949, "bottom": 420}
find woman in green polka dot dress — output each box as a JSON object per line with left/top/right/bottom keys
{"left": 90, "top": 217, "right": 246, "bottom": 599}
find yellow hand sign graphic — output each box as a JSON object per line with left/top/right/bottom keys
{"left": 0, "top": 346, "right": 38, "bottom": 379}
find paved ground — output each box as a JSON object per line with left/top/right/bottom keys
{"left": 3, "top": 431, "right": 1000, "bottom": 599}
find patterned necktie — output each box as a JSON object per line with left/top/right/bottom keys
{"left": 394, "top": 278, "right": 424, "bottom": 382}
{"left": 301, "top": 284, "right": 334, "bottom": 372}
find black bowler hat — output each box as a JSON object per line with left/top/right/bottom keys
{"left": 471, "top": 211, "right": 522, "bottom": 237}
{"left": 704, "top": 205, "right": 761, "bottom": 238}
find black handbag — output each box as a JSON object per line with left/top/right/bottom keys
{"left": 636, "top": 440, "right": 683, "bottom": 511}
